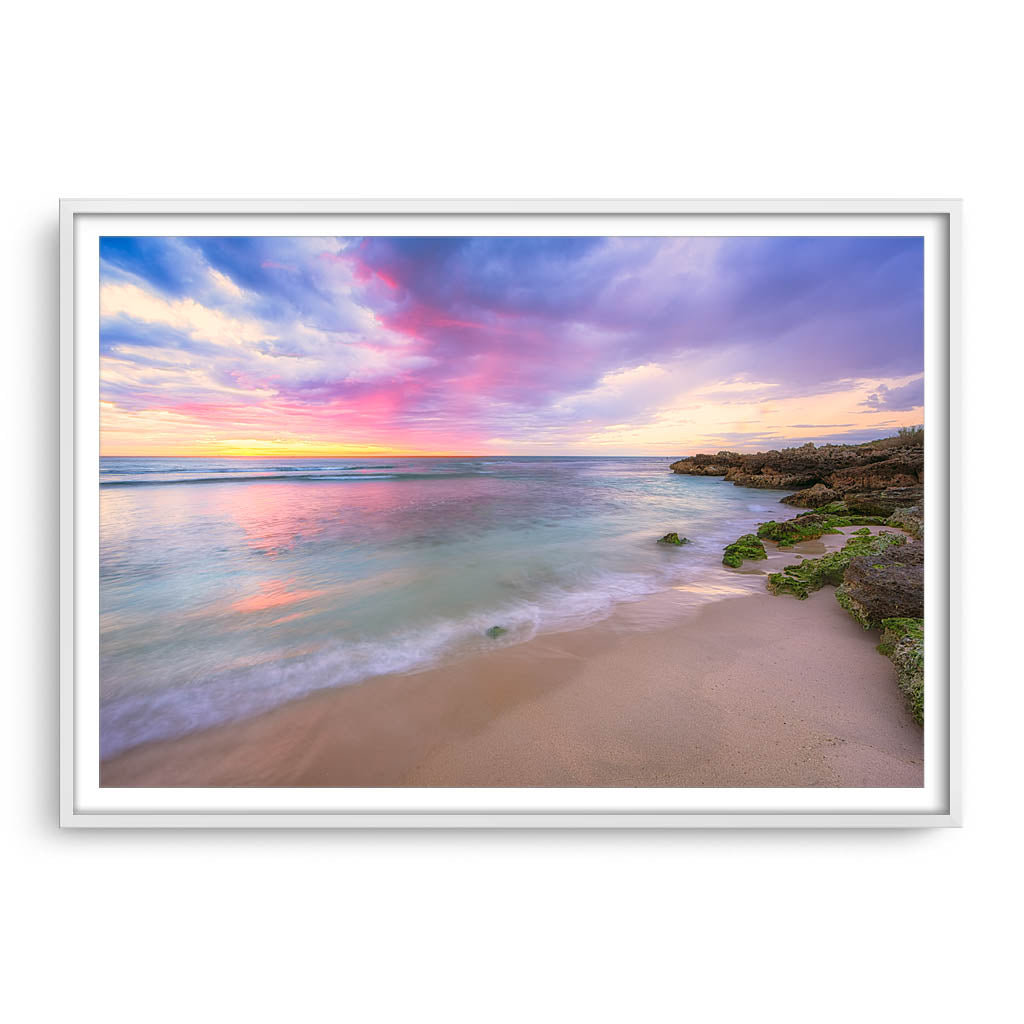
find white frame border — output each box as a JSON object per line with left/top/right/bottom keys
{"left": 59, "top": 198, "right": 961, "bottom": 828}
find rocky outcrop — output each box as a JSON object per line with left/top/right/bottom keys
{"left": 657, "top": 532, "right": 689, "bottom": 545}
{"left": 827, "top": 451, "right": 924, "bottom": 515}
{"left": 756, "top": 511, "right": 885, "bottom": 547}
{"left": 841, "top": 486, "right": 924, "bottom": 517}
{"left": 670, "top": 435, "right": 923, "bottom": 515}
{"left": 671, "top": 451, "right": 743, "bottom": 476}
{"left": 835, "top": 540, "right": 924, "bottom": 629}
{"left": 722, "top": 534, "right": 767, "bottom": 568}
{"left": 766, "top": 529, "right": 905, "bottom": 600}
{"left": 827, "top": 450, "right": 922, "bottom": 491}
{"left": 674, "top": 432, "right": 926, "bottom": 722}
{"left": 780, "top": 483, "right": 840, "bottom": 507}
{"left": 878, "top": 618, "right": 924, "bottom": 724}
{"left": 759, "top": 519, "right": 926, "bottom": 720}
{"left": 885, "top": 505, "right": 924, "bottom": 540}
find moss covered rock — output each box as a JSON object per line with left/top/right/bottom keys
{"left": 657, "top": 532, "right": 690, "bottom": 546}
{"left": 766, "top": 530, "right": 906, "bottom": 600}
{"left": 722, "top": 534, "right": 767, "bottom": 568}
{"left": 835, "top": 540, "right": 924, "bottom": 628}
{"left": 757, "top": 514, "right": 839, "bottom": 546}
{"left": 878, "top": 617, "right": 924, "bottom": 724}
{"left": 756, "top": 512, "right": 887, "bottom": 548}
{"left": 885, "top": 504, "right": 924, "bottom": 540}
{"left": 813, "top": 500, "right": 851, "bottom": 516}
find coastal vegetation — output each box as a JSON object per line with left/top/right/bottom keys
{"left": 689, "top": 431, "right": 926, "bottom": 723}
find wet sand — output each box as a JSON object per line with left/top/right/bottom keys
{"left": 101, "top": 528, "right": 923, "bottom": 788}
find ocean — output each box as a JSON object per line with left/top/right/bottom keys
{"left": 99, "top": 456, "right": 791, "bottom": 758}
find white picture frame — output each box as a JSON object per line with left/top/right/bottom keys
{"left": 60, "top": 198, "right": 960, "bottom": 828}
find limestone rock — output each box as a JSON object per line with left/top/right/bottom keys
{"left": 780, "top": 483, "right": 841, "bottom": 508}
{"left": 670, "top": 433, "right": 924, "bottom": 520}
{"left": 836, "top": 541, "right": 924, "bottom": 629}
{"left": 885, "top": 504, "right": 924, "bottom": 539}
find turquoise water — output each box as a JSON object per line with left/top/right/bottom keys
{"left": 99, "top": 456, "right": 790, "bottom": 757}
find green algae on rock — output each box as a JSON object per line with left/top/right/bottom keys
{"left": 657, "top": 532, "right": 690, "bottom": 545}
{"left": 766, "top": 531, "right": 906, "bottom": 600}
{"left": 885, "top": 504, "right": 924, "bottom": 540}
{"left": 722, "top": 534, "right": 767, "bottom": 568}
{"left": 878, "top": 617, "right": 924, "bottom": 724}
{"left": 756, "top": 512, "right": 887, "bottom": 548}
{"left": 835, "top": 539, "right": 924, "bottom": 629}
{"left": 757, "top": 513, "right": 841, "bottom": 547}
{"left": 811, "top": 500, "right": 851, "bottom": 516}
{"left": 485, "top": 625, "right": 508, "bottom": 639}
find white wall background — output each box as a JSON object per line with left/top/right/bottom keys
{"left": 3, "top": 2, "right": 1019, "bottom": 1021}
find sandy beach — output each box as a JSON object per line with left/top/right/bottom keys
{"left": 101, "top": 526, "right": 923, "bottom": 788}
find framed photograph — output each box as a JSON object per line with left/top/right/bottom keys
{"left": 59, "top": 199, "right": 959, "bottom": 827}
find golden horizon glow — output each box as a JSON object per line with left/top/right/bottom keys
{"left": 100, "top": 370, "right": 923, "bottom": 459}
{"left": 100, "top": 446, "right": 501, "bottom": 459}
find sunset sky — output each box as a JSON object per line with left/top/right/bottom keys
{"left": 99, "top": 235, "right": 924, "bottom": 457}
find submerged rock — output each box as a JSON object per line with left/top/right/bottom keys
{"left": 722, "top": 534, "right": 767, "bottom": 568}
{"left": 485, "top": 625, "right": 508, "bottom": 639}
{"left": 835, "top": 540, "right": 924, "bottom": 628}
{"left": 657, "top": 532, "right": 690, "bottom": 545}
{"left": 878, "top": 617, "right": 924, "bottom": 725}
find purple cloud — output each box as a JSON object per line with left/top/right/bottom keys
{"left": 861, "top": 376, "right": 924, "bottom": 411}
{"left": 99, "top": 235, "right": 925, "bottom": 453}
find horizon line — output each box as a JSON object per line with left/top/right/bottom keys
{"left": 99, "top": 452, "right": 686, "bottom": 459}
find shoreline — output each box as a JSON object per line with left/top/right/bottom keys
{"left": 101, "top": 526, "right": 923, "bottom": 788}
